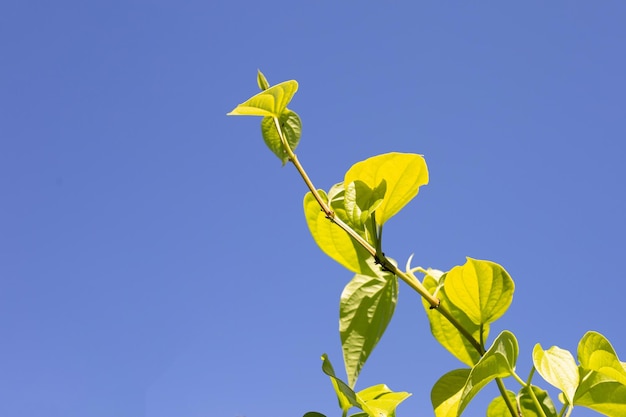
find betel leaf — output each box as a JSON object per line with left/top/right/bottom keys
{"left": 578, "top": 331, "right": 626, "bottom": 386}
{"left": 344, "top": 180, "right": 386, "bottom": 231}
{"left": 344, "top": 153, "right": 428, "bottom": 225}
{"left": 532, "top": 343, "right": 579, "bottom": 404}
{"left": 431, "top": 369, "right": 470, "bottom": 417}
{"left": 260, "top": 109, "right": 301, "bottom": 165}
{"left": 518, "top": 385, "right": 558, "bottom": 417}
{"left": 422, "top": 273, "right": 487, "bottom": 367}
{"left": 304, "top": 190, "right": 374, "bottom": 275}
{"left": 574, "top": 369, "right": 626, "bottom": 417}
{"left": 356, "top": 384, "right": 411, "bottom": 417}
{"left": 257, "top": 69, "right": 270, "bottom": 91}
{"left": 444, "top": 258, "right": 514, "bottom": 326}
{"left": 340, "top": 263, "right": 398, "bottom": 388}
{"left": 321, "top": 354, "right": 359, "bottom": 413}
{"left": 486, "top": 390, "right": 516, "bottom": 417}
{"left": 327, "top": 182, "right": 376, "bottom": 245}
{"left": 457, "top": 331, "right": 519, "bottom": 416}
{"left": 227, "top": 80, "right": 298, "bottom": 117}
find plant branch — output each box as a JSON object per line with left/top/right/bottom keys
{"left": 495, "top": 378, "right": 519, "bottom": 417}
{"left": 268, "top": 118, "right": 492, "bottom": 359}
{"left": 269, "top": 118, "right": 490, "bottom": 354}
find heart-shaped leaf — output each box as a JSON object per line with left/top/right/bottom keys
{"left": 532, "top": 344, "right": 579, "bottom": 404}
{"left": 444, "top": 258, "right": 514, "bottom": 326}
{"left": 456, "top": 331, "right": 519, "bottom": 416}
{"left": 422, "top": 273, "right": 487, "bottom": 366}
{"left": 303, "top": 190, "right": 374, "bottom": 275}
{"left": 431, "top": 369, "right": 470, "bottom": 417}
{"left": 260, "top": 109, "right": 301, "bottom": 165}
{"left": 574, "top": 369, "right": 626, "bottom": 417}
{"left": 578, "top": 331, "right": 626, "bottom": 386}
{"left": 341, "top": 264, "right": 398, "bottom": 388}
{"left": 518, "top": 385, "right": 558, "bottom": 417}
{"left": 486, "top": 390, "right": 516, "bottom": 417}
{"left": 344, "top": 153, "right": 428, "bottom": 225}
{"left": 228, "top": 80, "right": 298, "bottom": 117}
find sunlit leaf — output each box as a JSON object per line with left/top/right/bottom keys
{"left": 257, "top": 69, "right": 270, "bottom": 91}
{"left": 444, "top": 258, "right": 514, "bottom": 326}
{"left": 260, "top": 109, "right": 301, "bottom": 165}
{"left": 457, "top": 331, "right": 519, "bottom": 415}
{"left": 321, "top": 354, "right": 359, "bottom": 412}
{"left": 422, "top": 273, "right": 487, "bottom": 366}
{"left": 341, "top": 264, "right": 398, "bottom": 388}
{"left": 328, "top": 182, "right": 376, "bottom": 244}
{"left": 578, "top": 331, "right": 626, "bottom": 386}
{"left": 574, "top": 369, "right": 626, "bottom": 417}
{"left": 532, "top": 344, "right": 579, "bottom": 404}
{"left": 344, "top": 153, "right": 428, "bottom": 225}
{"left": 228, "top": 80, "right": 298, "bottom": 117}
{"left": 518, "top": 385, "right": 558, "bottom": 417}
{"left": 344, "top": 180, "right": 386, "bottom": 230}
{"left": 304, "top": 190, "right": 375, "bottom": 275}
{"left": 431, "top": 369, "right": 470, "bottom": 417}
{"left": 486, "top": 390, "right": 516, "bottom": 417}
{"left": 356, "top": 384, "right": 411, "bottom": 417}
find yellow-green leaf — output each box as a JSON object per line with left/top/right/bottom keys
{"left": 532, "top": 344, "right": 579, "bottom": 404}
{"left": 304, "top": 191, "right": 374, "bottom": 275}
{"left": 341, "top": 266, "right": 397, "bottom": 388}
{"left": 574, "top": 369, "right": 626, "bottom": 417}
{"left": 320, "top": 354, "right": 359, "bottom": 413}
{"left": 486, "top": 391, "right": 516, "bottom": 417}
{"left": 344, "top": 153, "right": 428, "bottom": 225}
{"left": 422, "top": 273, "right": 487, "bottom": 367}
{"left": 457, "top": 331, "right": 519, "bottom": 416}
{"left": 227, "top": 80, "right": 298, "bottom": 117}
{"left": 518, "top": 385, "right": 558, "bottom": 417}
{"left": 357, "top": 384, "right": 411, "bottom": 417}
{"left": 578, "top": 331, "right": 626, "bottom": 386}
{"left": 431, "top": 369, "right": 470, "bottom": 417}
{"left": 257, "top": 69, "right": 270, "bottom": 91}
{"left": 444, "top": 258, "right": 514, "bottom": 326}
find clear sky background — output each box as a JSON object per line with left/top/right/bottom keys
{"left": 2, "top": 2, "right": 625, "bottom": 417}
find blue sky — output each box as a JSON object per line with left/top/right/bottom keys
{"left": 2, "top": 1, "right": 626, "bottom": 416}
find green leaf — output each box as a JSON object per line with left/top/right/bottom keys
{"left": 532, "top": 343, "right": 579, "bottom": 404}
{"left": 304, "top": 190, "right": 375, "bottom": 275}
{"left": 356, "top": 384, "right": 411, "bottom": 417}
{"left": 578, "top": 331, "right": 626, "bottom": 386}
{"left": 444, "top": 258, "right": 514, "bottom": 326}
{"left": 344, "top": 153, "right": 428, "bottom": 225}
{"left": 321, "top": 354, "right": 360, "bottom": 413}
{"left": 327, "top": 183, "right": 376, "bottom": 245}
{"left": 260, "top": 109, "right": 301, "bottom": 165}
{"left": 574, "top": 369, "right": 626, "bottom": 417}
{"left": 422, "top": 273, "right": 487, "bottom": 366}
{"left": 486, "top": 390, "right": 517, "bottom": 417}
{"left": 431, "top": 369, "right": 470, "bottom": 417}
{"left": 344, "top": 180, "right": 386, "bottom": 230}
{"left": 227, "top": 80, "right": 298, "bottom": 117}
{"left": 340, "top": 266, "right": 398, "bottom": 388}
{"left": 257, "top": 69, "right": 270, "bottom": 91}
{"left": 457, "top": 331, "right": 519, "bottom": 416}
{"left": 518, "top": 385, "right": 558, "bottom": 417}
{"left": 303, "top": 413, "right": 326, "bottom": 417}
